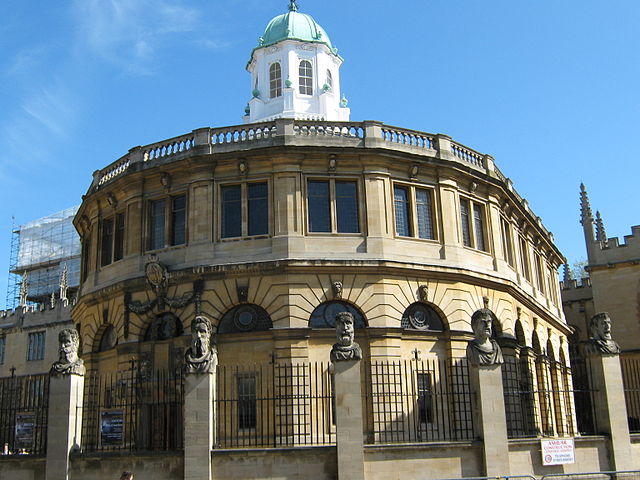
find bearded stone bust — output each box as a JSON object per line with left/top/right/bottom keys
{"left": 466, "top": 308, "right": 503, "bottom": 366}
{"left": 184, "top": 315, "right": 218, "bottom": 374}
{"left": 50, "top": 328, "right": 85, "bottom": 376}
{"left": 585, "top": 312, "right": 620, "bottom": 355}
{"left": 330, "top": 311, "right": 362, "bottom": 362}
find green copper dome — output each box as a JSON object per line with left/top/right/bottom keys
{"left": 258, "top": 9, "right": 333, "bottom": 50}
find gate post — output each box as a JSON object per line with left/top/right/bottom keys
{"left": 183, "top": 315, "right": 217, "bottom": 480}
{"left": 331, "top": 312, "right": 366, "bottom": 480}
{"left": 45, "top": 329, "right": 85, "bottom": 480}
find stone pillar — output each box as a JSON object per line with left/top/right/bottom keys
{"left": 45, "top": 373, "right": 85, "bottom": 480}
{"left": 184, "top": 372, "right": 215, "bottom": 480}
{"left": 588, "top": 353, "right": 633, "bottom": 470}
{"left": 469, "top": 364, "right": 511, "bottom": 476}
{"left": 334, "top": 359, "right": 366, "bottom": 480}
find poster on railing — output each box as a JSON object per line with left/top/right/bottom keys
{"left": 541, "top": 438, "right": 575, "bottom": 465}
{"left": 100, "top": 410, "right": 124, "bottom": 446}
{"left": 14, "top": 413, "right": 35, "bottom": 450}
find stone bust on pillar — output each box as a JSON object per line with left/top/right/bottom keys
{"left": 50, "top": 328, "right": 85, "bottom": 376}
{"left": 585, "top": 312, "right": 620, "bottom": 355}
{"left": 466, "top": 308, "right": 504, "bottom": 366}
{"left": 330, "top": 311, "right": 362, "bottom": 362}
{"left": 184, "top": 315, "right": 218, "bottom": 374}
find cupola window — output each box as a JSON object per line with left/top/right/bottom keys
{"left": 325, "top": 70, "right": 333, "bottom": 91}
{"left": 269, "top": 63, "right": 282, "bottom": 98}
{"left": 299, "top": 60, "right": 313, "bottom": 95}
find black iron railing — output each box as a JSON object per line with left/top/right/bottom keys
{"left": 363, "top": 358, "right": 475, "bottom": 444}
{"left": 215, "top": 362, "right": 334, "bottom": 449}
{"left": 621, "top": 356, "right": 640, "bottom": 433}
{"left": 0, "top": 374, "right": 49, "bottom": 455}
{"left": 80, "top": 368, "right": 184, "bottom": 452}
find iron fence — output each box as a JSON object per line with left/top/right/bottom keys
{"left": 570, "top": 356, "right": 598, "bottom": 435}
{"left": 541, "top": 471, "right": 640, "bottom": 480}
{"left": 0, "top": 374, "right": 49, "bottom": 455}
{"left": 621, "top": 356, "right": 640, "bottom": 433}
{"left": 80, "top": 368, "right": 184, "bottom": 452}
{"left": 215, "top": 362, "right": 334, "bottom": 448}
{"left": 363, "top": 358, "right": 475, "bottom": 444}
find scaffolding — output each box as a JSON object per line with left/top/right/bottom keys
{"left": 6, "top": 206, "right": 81, "bottom": 306}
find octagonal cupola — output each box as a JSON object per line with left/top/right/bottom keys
{"left": 244, "top": 0, "right": 350, "bottom": 123}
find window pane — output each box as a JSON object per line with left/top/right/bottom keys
{"left": 335, "top": 181, "right": 359, "bottom": 233}
{"left": 100, "top": 218, "right": 114, "bottom": 267}
{"left": 415, "top": 189, "right": 434, "bottom": 239}
{"left": 269, "top": 63, "right": 282, "bottom": 98}
{"left": 308, "top": 180, "right": 330, "bottom": 232}
{"left": 238, "top": 375, "right": 257, "bottom": 429}
{"left": 326, "top": 69, "right": 333, "bottom": 90}
{"left": 460, "top": 200, "right": 471, "bottom": 247}
{"left": 394, "top": 186, "right": 411, "bottom": 237}
{"left": 248, "top": 182, "right": 268, "bottom": 236}
{"left": 473, "top": 204, "right": 486, "bottom": 251}
{"left": 417, "top": 372, "right": 433, "bottom": 424}
{"left": 171, "top": 195, "right": 186, "bottom": 246}
{"left": 520, "top": 237, "right": 531, "bottom": 280}
{"left": 114, "top": 213, "right": 125, "bottom": 261}
{"left": 150, "top": 199, "right": 166, "bottom": 250}
{"left": 222, "top": 185, "right": 242, "bottom": 238}
{"left": 0, "top": 337, "right": 5, "bottom": 364}
{"left": 299, "top": 60, "right": 313, "bottom": 95}
{"left": 82, "top": 234, "right": 91, "bottom": 282}
{"left": 501, "top": 218, "right": 513, "bottom": 266}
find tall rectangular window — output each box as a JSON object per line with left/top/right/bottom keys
{"left": 269, "top": 62, "right": 282, "bottom": 98}
{"left": 415, "top": 189, "right": 434, "bottom": 239}
{"left": 417, "top": 372, "right": 433, "bottom": 424}
{"left": 27, "top": 331, "right": 45, "bottom": 361}
{"left": 149, "top": 199, "right": 166, "bottom": 250}
{"left": 114, "top": 213, "right": 125, "bottom": 261}
{"left": 335, "top": 181, "right": 359, "bottom": 233}
{"left": 473, "top": 204, "right": 486, "bottom": 252}
{"left": 81, "top": 234, "right": 91, "bottom": 282}
{"left": 0, "top": 337, "right": 5, "bottom": 365}
{"left": 394, "top": 186, "right": 411, "bottom": 237}
{"left": 248, "top": 182, "right": 269, "bottom": 236}
{"left": 100, "top": 218, "right": 114, "bottom": 267}
{"left": 501, "top": 217, "right": 514, "bottom": 267}
{"left": 221, "top": 182, "right": 269, "bottom": 239}
{"left": 534, "top": 253, "right": 545, "bottom": 293}
{"left": 460, "top": 200, "right": 472, "bottom": 247}
{"left": 394, "top": 184, "right": 435, "bottom": 240}
{"left": 460, "top": 198, "right": 488, "bottom": 252}
{"left": 237, "top": 374, "right": 257, "bottom": 430}
{"left": 171, "top": 195, "right": 186, "bottom": 246}
{"left": 307, "top": 179, "right": 361, "bottom": 234}
{"left": 308, "top": 180, "right": 331, "bottom": 232}
{"left": 519, "top": 236, "right": 531, "bottom": 281}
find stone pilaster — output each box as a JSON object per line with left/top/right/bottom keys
{"left": 184, "top": 372, "right": 215, "bottom": 480}
{"left": 588, "top": 353, "right": 633, "bottom": 470}
{"left": 469, "top": 364, "right": 510, "bottom": 476}
{"left": 334, "top": 359, "right": 365, "bottom": 480}
{"left": 45, "top": 374, "right": 85, "bottom": 480}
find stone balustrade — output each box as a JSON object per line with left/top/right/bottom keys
{"left": 90, "top": 118, "right": 560, "bottom": 242}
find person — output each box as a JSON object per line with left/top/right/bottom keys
{"left": 120, "top": 472, "right": 134, "bottom": 480}
{"left": 585, "top": 312, "right": 620, "bottom": 355}
{"left": 466, "top": 308, "right": 503, "bottom": 366}
{"left": 330, "top": 311, "right": 362, "bottom": 362}
{"left": 50, "top": 328, "right": 85, "bottom": 376}
{"left": 184, "top": 315, "right": 218, "bottom": 373}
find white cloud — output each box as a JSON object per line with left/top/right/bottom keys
{"left": 71, "top": 0, "right": 203, "bottom": 75}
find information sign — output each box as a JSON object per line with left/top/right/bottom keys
{"left": 541, "top": 438, "right": 575, "bottom": 466}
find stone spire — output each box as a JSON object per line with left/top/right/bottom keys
{"left": 595, "top": 211, "right": 607, "bottom": 243}
{"left": 59, "top": 263, "right": 69, "bottom": 306}
{"left": 19, "top": 271, "right": 29, "bottom": 308}
{"left": 580, "top": 183, "right": 593, "bottom": 226}
{"left": 563, "top": 263, "right": 572, "bottom": 284}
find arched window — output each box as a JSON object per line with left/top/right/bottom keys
{"left": 325, "top": 69, "right": 333, "bottom": 91}
{"left": 299, "top": 60, "right": 313, "bottom": 95}
{"left": 400, "top": 303, "right": 444, "bottom": 331}
{"left": 309, "top": 301, "right": 366, "bottom": 329}
{"left": 143, "top": 312, "right": 183, "bottom": 341}
{"left": 93, "top": 324, "right": 117, "bottom": 352}
{"left": 218, "top": 304, "right": 272, "bottom": 334}
{"left": 269, "top": 63, "right": 282, "bottom": 98}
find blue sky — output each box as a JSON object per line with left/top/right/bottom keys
{"left": 1, "top": 0, "right": 639, "bottom": 308}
